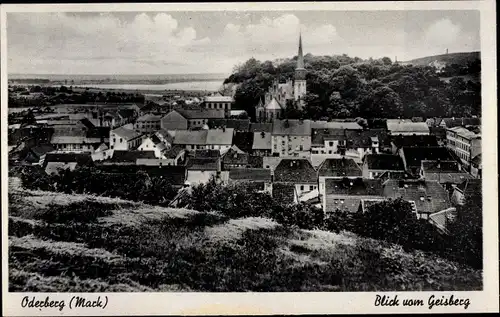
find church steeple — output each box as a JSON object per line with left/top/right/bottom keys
{"left": 296, "top": 32, "right": 305, "bottom": 70}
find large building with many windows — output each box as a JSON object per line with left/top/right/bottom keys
{"left": 445, "top": 126, "right": 481, "bottom": 170}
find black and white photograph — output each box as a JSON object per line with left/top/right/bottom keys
{"left": 1, "top": 1, "right": 498, "bottom": 315}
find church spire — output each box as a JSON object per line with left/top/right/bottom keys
{"left": 296, "top": 32, "right": 305, "bottom": 69}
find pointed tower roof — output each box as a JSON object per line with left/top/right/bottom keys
{"left": 296, "top": 32, "right": 305, "bottom": 69}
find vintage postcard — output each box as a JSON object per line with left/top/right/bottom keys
{"left": 1, "top": 1, "right": 498, "bottom": 315}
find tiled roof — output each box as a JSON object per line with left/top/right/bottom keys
{"left": 248, "top": 155, "right": 263, "bottom": 168}
{"left": 448, "top": 126, "right": 480, "bottom": 139}
{"left": 442, "top": 117, "right": 481, "bottom": 128}
{"left": 272, "top": 119, "right": 311, "bottom": 136}
{"left": 272, "top": 183, "right": 296, "bottom": 205}
{"left": 249, "top": 123, "right": 273, "bottom": 133}
{"left": 252, "top": 132, "right": 272, "bottom": 150}
{"left": 177, "top": 108, "right": 225, "bottom": 119}
{"left": 364, "top": 154, "right": 404, "bottom": 171}
{"left": 229, "top": 168, "right": 272, "bottom": 182}
{"left": 274, "top": 158, "right": 317, "bottom": 184}
{"left": 43, "top": 153, "right": 93, "bottom": 166}
{"left": 173, "top": 130, "right": 207, "bottom": 145}
{"left": 311, "top": 129, "right": 345, "bottom": 146}
{"left": 424, "top": 172, "right": 474, "bottom": 184}
{"left": 192, "top": 149, "right": 220, "bottom": 158}
{"left": 264, "top": 97, "right": 283, "bottom": 110}
{"left": 344, "top": 129, "right": 389, "bottom": 149}
{"left": 310, "top": 121, "right": 362, "bottom": 130}
{"left": 136, "top": 114, "right": 162, "bottom": 122}
{"left": 391, "top": 135, "right": 438, "bottom": 148}
{"left": 401, "top": 147, "right": 455, "bottom": 168}
{"left": 112, "top": 126, "right": 143, "bottom": 141}
{"left": 387, "top": 120, "right": 430, "bottom": 134}
{"left": 325, "top": 178, "right": 384, "bottom": 196}
{"left": 318, "top": 158, "right": 362, "bottom": 177}
{"left": 109, "top": 150, "right": 156, "bottom": 163}
{"left": 208, "top": 119, "right": 250, "bottom": 131}
{"left": 471, "top": 154, "right": 481, "bottom": 167}
{"left": 206, "top": 128, "right": 234, "bottom": 145}
{"left": 421, "top": 160, "right": 461, "bottom": 173}
{"left": 162, "top": 145, "right": 185, "bottom": 159}
{"left": 185, "top": 157, "right": 220, "bottom": 171}
{"left": 223, "top": 148, "right": 249, "bottom": 165}
{"left": 383, "top": 179, "right": 451, "bottom": 215}
{"left": 30, "top": 144, "right": 55, "bottom": 157}
{"left": 233, "top": 131, "right": 254, "bottom": 153}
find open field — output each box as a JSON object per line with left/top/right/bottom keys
{"left": 8, "top": 178, "right": 482, "bottom": 292}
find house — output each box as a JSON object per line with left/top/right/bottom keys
{"left": 323, "top": 178, "right": 384, "bottom": 214}
{"left": 202, "top": 95, "right": 233, "bottom": 116}
{"left": 249, "top": 122, "right": 273, "bottom": 133}
{"left": 341, "top": 129, "right": 388, "bottom": 162}
{"left": 228, "top": 168, "right": 272, "bottom": 193}
{"left": 470, "top": 154, "right": 481, "bottom": 178}
{"left": 420, "top": 160, "right": 475, "bottom": 191}
{"left": 185, "top": 156, "right": 221, "bottom": 185}
{"left": 233, "top": 131, "right": 254, "bottom": 154}
{"left": 451, "top": 178, "right": 482, "bottom": 206}
{"left": 137, "top": 134, "right": 170, "bottom": 158}
{"left": 252, "top": 131, "right": 272, "bottom": 156}
{"left": 310, "top": 121, "right": 363, "bottom": 130}
{"left": 43, "top": 152, "right": 94, "bottom": 175}
{"left": 428, "top": 207, "right": 457, "bottom": 235}
{"left": 274, "top": 158, "right": 317, "bottom": 199}
{"left": 171, "top": 128, "right": 234, "bottom": 153}
{"left": 255, "top": 97, "right": 284, "bottom": 123}
{"left": 101, "top": 109, "right": 136, "bottom": 128}
{"left": 398, "top": 146, "right": 456, "bottom": 176}
{"left": 382, "top": 179, "right": 451, "bottom": 219}
{"left": 362, "top": 154, "right": 404, "bottom": 179}
{"left": 161, "top": 145, "right": 186, "bottom": 166}
{"left": 222, "top": 145, "right": 249, "bottom": 169}
{"left": 160, "top": 110, "right": 189, "bottom": 131}
{"left": 445, "top": 126, "right": 481, "bottom": 170}
{"left": 311, "top": 128, "right": 347, "bottom": 155}
{"left": 317, "top": 158, "right": 362, "bottom": 197}
{"left": 271, "top": 119, "right": 311, "bottom": 156}
{"left": 390, "top": 135, "right": 438, "bottom": 154}
{"left": 386, "top": 119, "right": 430, "bottom": 135}
{"left": 9, "top": 143, "right": 55, "bottom": 166}
{"left": 134, "top": 114, "right": 162, "bottom": 134}
{"left": 101, "top": 150, "right": 156, "bottom": 165}
{"left": 229, "top": 110, "right": 248, "bottom": 118}
{"left": 440, "top": 117, "right": 481, "bottom": 129}
{"left": 429, "top": 127, "right": 447, "bottom": 145}
{"left": 207, "top": 118, "right": 250, "bottom": 131}
{"left": 50, "top": 124, "right": 107, "bottom": 153}
{"left": 176, "top": 108, "right": 225, "bottom": 129}
{"left": 109, "top": 124, "right": 145, "bottom": 151}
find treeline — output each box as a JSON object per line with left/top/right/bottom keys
{"left": 8, "top": 85, "right": 144, "bottom": 108}
{"left": 226, "top": 54, "right": 481, "bottom": 121}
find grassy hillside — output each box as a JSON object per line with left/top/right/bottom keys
{"left": 403, "top": 51, "right": 480, "bottom": 66}
{"left": 8, "top": 178, "right": 482, "bottom": 292}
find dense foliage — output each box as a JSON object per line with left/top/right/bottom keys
{"left": 225, "top": 54, "right": 481, "bottom": 121}
{"left": 19, "top": 166, "right": 177, "bottom": 207}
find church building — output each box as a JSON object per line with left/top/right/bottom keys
{"left": 256, "top": 34, "right": 307, "bottom": 123}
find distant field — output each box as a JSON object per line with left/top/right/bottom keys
{"left": 440, "top": 74, "right": 481, "bottom": 84}
{"left": 8, "top": 178, "right": 482, "bottom": 292}
{"left": 404, "top": 51, "right": 480, "bottom": 66}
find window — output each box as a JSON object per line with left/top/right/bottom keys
{"left": 309, "top": 185, "right": 314, "bottom": 191}
{"left": 120, "top": 138, "right": 123, "bottom": 143}
{"left": 329, "top": 142, "right": 333, "bottom": 147}
{"left": 300, "top": 185, "right": 304, "bottom": 191}
{"left": 340, "top": 199, "right": 344, "bottom": 204}
{"left": 299, "top": 145, "right": 303, "bottom": 151}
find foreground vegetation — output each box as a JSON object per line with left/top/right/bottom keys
{"left": 8, "top": 179, "right": 482, "bottom": 292}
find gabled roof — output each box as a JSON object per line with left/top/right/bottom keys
{"left": 364, "top": 154, "right": 404, "bottom": 171}
{"left": 272, "top": 119, "right": 311, "bottom": 136}
{"left": 311, "top": 128, "right": 345, "bottom": 146}
{"left": 252, "top": 132, "right": 272, "bottom": 150}
{"left": 229, "top": 168, "right": 272, "bottom": 182}
{"left": 318, "top": 158, "right": 362, "bottom": 177}
{"left": 223, "top": 148, "right": 249, "bottom": 165}
{"left": 442, "top": 117, "right": 481, "bottom": 128}
{"left": 233, "top": 131, "right": 254, "bottom": 153}
{"left": 43, "top": 153, "right": 93, "bottom": 166}
{"left": 177, "top": 108, "right": 225, "bottom": 119}
{"left": 391, "top": 135, "right": 438, "bottom": 148}
{"left": 401, "top": 147, "right": 455, "bottom": 168}
{"left": 30, "top": 144, "right": 55, "bottom": 158}
{"left": 162, "top": 145, "right": 185, "bottom": 159}
{"left": 111, "top": 126, "right": 143, "bottom": 141}
{"left": 383, "top": 179, "right": 451, "bottom": 215}
{"left": 325, "top": 178, "right": 384, "bottom": 196}
{"left": 173, "top": 130, "right": 207, "bottom": 145}
{"left": 185, "top": 157, "right": 220, "bottom": 171}
{"left": 136, "top": 114, "right": 162, "bottom": 122}
{"left": 265, "top": 97, "right": 283, "bottom": 110}
{"left": 274, "top": 159, "right": 317, "bottom": 184}
{"left": 387, "top": 120, "right": 430, "bottom": 134}
{"left": 208, "top": 119, "right": 250, "bottom": 131}
{"left": 109, "top": 150, "right": 156, "bottom": 163}
{"left": 249, "top": 123, "right": 273, "bottom": 133}
{"left": 310, "top": 121, "right": 362, "bottom": 130}
{"left": 447, "top": 126, "right": 481, "bottom": 139}
{"left": 344, "top": 129, "right": 389, "bottom": 149}
{"left": 206, "top": 128, "right": 234, "bottom": 145}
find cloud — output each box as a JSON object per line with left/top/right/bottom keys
{"left": 424, "top": 18, "right": 461, "bottom": 46}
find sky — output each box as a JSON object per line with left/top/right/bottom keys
{"left": 7, "top": 10, "right": 480, "bottom": 75}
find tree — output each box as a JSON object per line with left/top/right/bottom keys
{"left": 381, "top": 57, "right": 392, "bottom": 65}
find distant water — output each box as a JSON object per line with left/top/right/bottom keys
{"left": 73, "top": 80, "right": 223, "bottom": 92}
